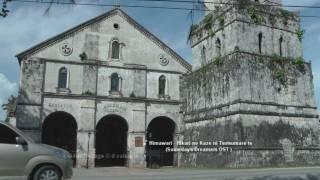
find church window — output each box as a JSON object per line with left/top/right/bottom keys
{"left": 216, "top": 38, "right": 221, "bottom": 57}
{"left": 258, "top": 33, "right": 263, "bottom": 54}
{"left": 110, "top": 73, "right": 120, "bottom": 92}
{"left": 159, "top": 75, "right": 166, "bottom": 97}
{"left": 111, "top": 41, "right": 120, "bottom": 59}
{"left": 58, "top": 67, "right": 68, "bottom": 89}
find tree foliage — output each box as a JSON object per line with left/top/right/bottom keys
{"left": 1, "top": 95, "right": 17, "bottom": 122}
{"left": 0, "top": 0, "right": 11, "bottom": 18}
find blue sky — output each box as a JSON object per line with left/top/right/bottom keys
{"left": 0, "top": 0, "right": 319, "bottom": 119}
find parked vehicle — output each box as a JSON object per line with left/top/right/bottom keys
{"left": 0, "top": 122, "right": 73, "bottom": 180}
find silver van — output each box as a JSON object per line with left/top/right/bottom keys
{"left": 0, "top": 122, "right": 73, "bottom": 180}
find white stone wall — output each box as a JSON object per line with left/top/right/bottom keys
{"left": 16, "top": 9, "right": 189, "bottom": 168}
{"left": 31, "top": 13, "right": 188, "bottom": 74}
{"left": 44, "top": 62, "right": 84, "bottom": 94}
{"left": 192, "top": 7, "right": 302, "bottom": 71}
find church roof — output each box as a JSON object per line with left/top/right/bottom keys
{"left": 16, "top": 8, "right": 192, "bottom": 71}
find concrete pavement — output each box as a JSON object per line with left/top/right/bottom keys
{"left": 72, "top": 166, "right": 320, "bottom": 180}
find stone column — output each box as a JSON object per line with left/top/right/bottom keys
{"left": 174, "top": 133, "right": 183, "bottom": 167}
{"left": 76, "top": 99, "right": 96, "bottom": 168}
{"left": 128, "top": 109, "right": 146, "bottom": 168}
{"left": 76, "top": 131, "right": 95, "bottom": 168}
{"left": 128, "top": 132, "right": 146, "bottom": 168}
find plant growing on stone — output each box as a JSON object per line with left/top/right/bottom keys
{"left": 79, "top": 52, "right": 88, "bottom": 61}
{"left": 257, "top": 57, "right": 264, "bottom": 64}
{"left": 247, "top": 8, "right": 264, "bottom": 25}
{"left": 84, "top": 90, "right": 94, "bottom": 95}
{"left": 208, "top": 28, "right": 215, "bottom": 38}
{"left": 269, "top": 55, "right": 287, "bottom": 85}
{"left": 130, "top": 92, "right": 136, "bottom": 98}
{"left": 296, "top": 29, "right": 305, "bottom": 42}
{"left": 213, "top": 57, "right": 223, "bottom": 66}
{"left": 203, "top": 13, "right": 214, "bottom": 30}
{"left": 280, "top": 9, "right": 294, "bottom": 18}
{"left": 293, "top": 56, "right": 305, "bottom": 71}
{"left": 218, "top": 16, "right": 225, "bottom": 27}
{"left": 238, "top": 0, "right": 252, "bottom": 9}
{"left": 273, "top": 69, "right": 286, "bottom": 85}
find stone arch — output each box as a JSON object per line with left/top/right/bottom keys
{"left": 95, "top": 114, "right": 128, "bottom": 167}
{"left": 146, "top": 116, "right": 176, "bottom": 168}
{"left": 42, "top": 111, "right": 78, "bottom": 166}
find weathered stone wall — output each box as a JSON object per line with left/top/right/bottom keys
{"left": 182, "top": 53, "right": 317, "bottom": 116}
{"left": 82, "top": 64, "right": 98, "bottom": 95}
{"left": 28, "top": 11, "right": 189, "bottom": 73}
{"left": 16, "top": 58, "right": 44, "bottom": 141}
{"left": 18, "top": 58, "right": 44, "bottom": 105}
{"left": 180, "top": 52, "right": 319, "bottom": 167}
{"left": 181, "top": 115, "right": 320, "bottom": 168}
{"left": 204, "top": 0, "right": 282, "bottom": 13}
{"left": 16, "top": 9, "right": 190, "bottom": 169}
{"left": 191, "top": 4, "right": 301, "bottom": 71}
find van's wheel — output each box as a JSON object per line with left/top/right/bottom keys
{"left": 32, "top": 165, "right": 62, "bottom": 180}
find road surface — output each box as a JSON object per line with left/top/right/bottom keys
{"left": 72, "top": 166, "right": 320, "bottom": 180}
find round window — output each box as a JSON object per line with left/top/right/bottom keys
{"left": 113, "top": 23, "right": 119, "bottom": 29}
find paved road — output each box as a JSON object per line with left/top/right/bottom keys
{"left": 72, "top": 166, "right": 320, "bottom": 180}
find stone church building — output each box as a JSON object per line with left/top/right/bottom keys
{"left": 15, "top": 0, "right": 320, "bottom": 169}
{"left": 15, "top": 8, "right": 191, "bottom": 168}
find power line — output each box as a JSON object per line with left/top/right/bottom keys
{"left": 129, "top": 0, "right": 320, "bottom": 9}
{"left": 9, "top": 0, "right": 320, "bottom": 18}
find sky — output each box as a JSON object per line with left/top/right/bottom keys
{"left": 0, "top": 0, "right": 319, "bottom": 119}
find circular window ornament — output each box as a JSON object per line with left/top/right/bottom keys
{"left": 60, "top": 43, "right": 73, "bottom": 56}
{"left": 159, "top": 54, "right": 169, "bottom": 66}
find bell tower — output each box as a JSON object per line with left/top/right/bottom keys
{"left": 181, "top": 0, "right": 319, "bottom": 167}
{"left": 191, "top": 0, "right": 301, "bottom": 71}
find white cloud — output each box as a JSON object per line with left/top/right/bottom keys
{"left": 0, "top": 73, "right": 18, "bottom": 120}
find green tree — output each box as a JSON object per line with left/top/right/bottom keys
{"left": 1, "top": 95, "right": 17, "bottom": 122}
{"left": 0, "top": 0, "right": 11, "bottom": 18}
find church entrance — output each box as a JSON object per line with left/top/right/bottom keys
{"left": 146, "top": 117, "right": 175, "bottom": 168}
{"left": 42, "top": 111, "right": 78, "bottom": 166}
{"left": 95, "top": 115, "right": 128, "bottom": 167}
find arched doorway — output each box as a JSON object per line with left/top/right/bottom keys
{"left": 42, "top": 111, "right": 78, "bottom": 166}
{"left": 146, "top": 117, "right": 176, "bottom": 168}
{"left": 95, "top": 115, "right": 128, "bottom": 167}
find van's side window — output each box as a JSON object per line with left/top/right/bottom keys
{"left": 0, "top": 124, "right": 18, "bottom": 144}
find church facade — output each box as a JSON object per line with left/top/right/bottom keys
{"left": 16, "top": 0, "right": 320, "bottom": 169}
{"left": 15, "top": 8, "right": 191, "bottom": 168}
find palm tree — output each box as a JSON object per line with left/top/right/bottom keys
{"left": 1, "top": 95, "right": 17, "bottom": 122}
